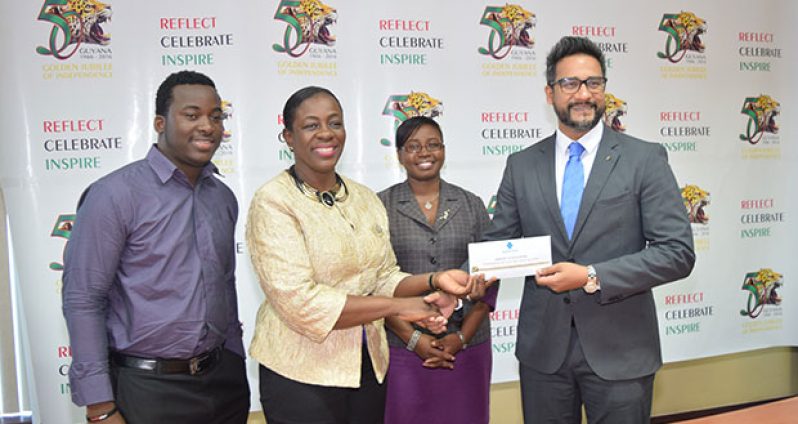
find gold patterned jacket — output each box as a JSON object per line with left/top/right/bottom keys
{"left": 246, "top": 171, "right": 408, "bottom": 387}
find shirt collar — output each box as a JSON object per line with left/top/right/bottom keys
{"left": 146, "top": 144, "right": 219, "bottom": 184}
{"left": 555, "top": 122, "right": 604, "bottom": 158}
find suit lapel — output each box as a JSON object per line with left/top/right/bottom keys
{"left": 394, "top": 182, "right": 430, "bottom": 228}
{"left": 534, "top": 135, "right": 568, "bottom": 241}
{"left": 436, "top": 180, "right": 462, "bottom": 231}
{"left": 571, "top": 128, "right": 621, "bottom": 242}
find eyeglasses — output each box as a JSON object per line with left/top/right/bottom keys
{"left": 403, "top": 142, "right": 444, "bottom": 153}
{"left": 549, "top": 76, "right": 607, "bottom": 94}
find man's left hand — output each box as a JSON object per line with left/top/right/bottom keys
{"left": 535, "top": 262, "right": 588, "bottom": 293}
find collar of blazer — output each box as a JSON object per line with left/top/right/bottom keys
{"left": 394, "top": 179, "right": 463, "bottom": 230}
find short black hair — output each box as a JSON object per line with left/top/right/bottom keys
{"left": 155, "top": 70, "right": 216, "bottom": 116}
{"left": 545, "top": 36, "right": 606, "bottom": 85}
{"left": 283, "top": 86, "right": 343, "bottom": 131}
{"left": 395, "top": 116, "right": 443, "bottom": 151}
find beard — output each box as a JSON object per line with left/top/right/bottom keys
{"left": 555, "top": 101, "right": 605, "bottom": 133}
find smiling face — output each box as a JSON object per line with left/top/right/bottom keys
{"left": 398, "top": 123, "right": 445, "bottom": 183}
{"left": 283, "top": 93, "right": 345, "bottom": 189}
{"left": 154, "top": 84, "right": 224, "bottom": 184}
{"left": 545, "top": 53, "right": 606, "bottom": 140}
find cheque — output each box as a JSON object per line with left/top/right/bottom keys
{"left": 468, "top": 236, "right": 552, "bottom": 279}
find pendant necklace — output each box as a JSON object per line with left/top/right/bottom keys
{"left": 288, "top": 166, "right": 348, "bottom": 208}
{"left": 423, "top": 193, "right": 440, "bottom": 210}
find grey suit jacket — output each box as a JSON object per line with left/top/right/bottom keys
{"left": 483, "top": 126, "right": 695, "bottom": 380}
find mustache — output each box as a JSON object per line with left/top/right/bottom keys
{"left": 568, "top": 101, "right": 597, "bottom": 111}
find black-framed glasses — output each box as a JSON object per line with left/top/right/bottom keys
{"left": 403, "top": 142, "right": 444, "bottom": 153}
{"left": 549, "top": 76, "right": 607, "bottom": 94}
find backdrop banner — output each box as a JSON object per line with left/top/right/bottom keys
{"left": 1, "top": 1, "right": 795, "bottom": 421}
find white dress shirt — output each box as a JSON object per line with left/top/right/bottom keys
{"left": 555, "top": 123, "right": 604, "bottom": 205}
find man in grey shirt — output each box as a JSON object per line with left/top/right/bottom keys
{"left": 62, "top": 70, "right": 249, "bottom": 423}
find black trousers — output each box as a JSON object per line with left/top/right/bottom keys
{"left": 259, "top": 345, "right": 386, "bottom": 424}
{"left": 111, "top": 348, "right": 250, "bottom": 424}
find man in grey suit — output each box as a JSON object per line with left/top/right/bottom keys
{"left": 484, "top": 36, "right": 695, "bottom": 423}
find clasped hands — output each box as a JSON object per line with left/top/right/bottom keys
{"left": 413, "top": 331, "right": 464, "bottom": 370}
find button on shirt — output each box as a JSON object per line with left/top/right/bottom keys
{"left": 62, "top": 145, "right": 243, "bottom": 406}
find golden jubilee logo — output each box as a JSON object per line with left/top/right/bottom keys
{"left": 36, "top": 0, "right": 112, "bottom": 60}
{"left": 221, "top": 100, "right": 234, "bottom": 143}
{"left": 380, "top": 92, "right": 443, "bottom": 147}
{"left": 681, "top": 185, "right": 710, "bottom": 225}
{"left": 739, "top": 95, "right": 780, "bottom": 145}
{"left": 486, "top": 195, "right": 498, "bottom": 217}
{"left": 272, "top": 0, "right": 337, "bottom": 57}
{"left": 477, "top": 4, "right": 536, "bottom": 59}
{"left": 656, "top": 11, "right": 707, "bottom": 63}
{"left": 739, "top": 269, "right": 783, "bottom": 319}
{"left": 603, "top": 93, "right": 627, "bottom": 133}
{"left": 49, "top": 214, "right": 75, "bottom": 271}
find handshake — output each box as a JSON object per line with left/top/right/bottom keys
{"left": 400, "top": 269, "right": 497, "bottom": 333}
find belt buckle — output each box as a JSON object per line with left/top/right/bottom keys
{"left": 189, "top": 356, "right": 201, "bottom": 375}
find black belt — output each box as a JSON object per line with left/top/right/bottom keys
{"left": 111, "top": 345, "right": 223, "bottom": 376}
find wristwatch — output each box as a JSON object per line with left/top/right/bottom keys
{"left": 584, "top": 265, "right": 600, "bottom": 293}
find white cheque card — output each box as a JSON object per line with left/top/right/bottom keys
{"left": 468, "top": 236, "right": 552, "bottom": 279}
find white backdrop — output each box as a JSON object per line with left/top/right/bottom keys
{"left": 1, "top": 1, "right": 796, "bottom": 422}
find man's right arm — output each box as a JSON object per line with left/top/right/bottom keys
{"left": 62, "top": 183, "right": 128, "bottom": 408}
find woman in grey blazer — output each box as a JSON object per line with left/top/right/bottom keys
{"left": 379, "top": 116, "right": 497, "bottom": 424}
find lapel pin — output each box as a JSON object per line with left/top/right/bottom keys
{"left": 605, "top": 155, "right": 612, "bottom": 161}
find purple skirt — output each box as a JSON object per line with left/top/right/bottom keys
{"left": 384, "top": 341, "right": 492, "bottom": 424}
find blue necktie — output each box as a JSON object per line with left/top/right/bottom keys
{"left": 561, "top": 142, "right": 585, "bottom": 239}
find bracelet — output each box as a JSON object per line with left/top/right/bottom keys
{"left": 456, "top": 331, "right": 468, "bottom": 350}
{"left": 427, "top": 272, "right": 437, "bottom": 291}
{"left": 87, "top": 405, "right": 118, "bottom": 422}
{"left": 406, "top": 330, "right": 422, "bottom": 351}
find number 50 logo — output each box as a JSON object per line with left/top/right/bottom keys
{"left": 35, "top": 0, "right": 112, "bottom": 60}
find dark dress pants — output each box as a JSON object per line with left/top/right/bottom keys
{"left": 111, "top": 348, "right": 250, "bottom": 424}
{"left": 519, "top": 326, "right": 655, "bottom": 424}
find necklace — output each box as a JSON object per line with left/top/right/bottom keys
{"left": 288, "top": 166, "right": 348, "bottom": 208}
{"left": 422, "top": 193, "right": 440, "bottom": 210}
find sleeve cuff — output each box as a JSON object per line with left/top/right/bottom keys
{"left": 70, "top": 372, "right": 113, "bottom": 407}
